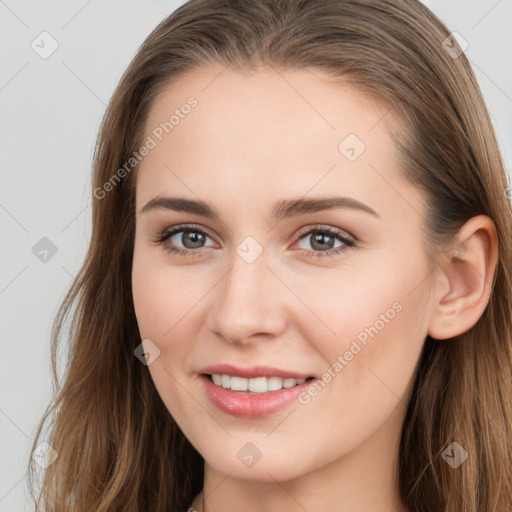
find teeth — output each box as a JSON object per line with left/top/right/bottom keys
{"left": 209, "top": 374, "right": 307, "bottom": 393}
{"left": 221, "top": 374, "right": 230, "bottom": 388}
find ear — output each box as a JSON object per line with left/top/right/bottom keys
{"left": 428, "top": 215, "right": 499, "bottom": 340}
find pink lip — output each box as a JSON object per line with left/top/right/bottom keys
{"left": 200, "top": 374, "right": 316, "bottom": 418}
{"left": 199, "top": 363, "right": 314, "bottom": 380}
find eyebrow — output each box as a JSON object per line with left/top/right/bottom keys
{"left": 139, "top": 195, "right": 380, "bottom": 219}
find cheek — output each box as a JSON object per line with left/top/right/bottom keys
{"left": 132, "top": 246, "right": 178, "bottom": 342}
{"left": 131, "top": 249, "right": 214, "bottom": 391}
{"left": 132, "top": 244, "right": 198, "bottom": 338}
{"left": 293, "top": 259, "right": 418, "bottom": 351}
{"left": 131, "top": 250, "right": 200, "bottom": 411}
{"left": 298, "top": 250, "right": 430, "bottom": 400}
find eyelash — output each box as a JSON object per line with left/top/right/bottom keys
{"left": 152, "top": 223, "right": 356, "bottom": 260}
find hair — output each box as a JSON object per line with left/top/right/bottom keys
{"left": 28, "top": 0, "right": 512, "bottom": 510}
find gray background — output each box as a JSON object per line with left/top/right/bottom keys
{"left": 1, "top": 1, "right": 510, "bottom": 510}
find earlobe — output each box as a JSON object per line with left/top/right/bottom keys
{"left": 428, "top": 215, "right": 498, "bottom": 341}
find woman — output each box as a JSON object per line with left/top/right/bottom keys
{"left": 28, "top": 0, "right": 512, "bottom": 511}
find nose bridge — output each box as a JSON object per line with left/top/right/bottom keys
{"left": 207, "top": 246, "right": 286, "bottom": 343}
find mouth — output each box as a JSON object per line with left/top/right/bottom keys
{"left": 199, "top": 372, "right": 318, "bottom": 418}
{"left": 203, "top": 373, "right": 316, "bottom": 394}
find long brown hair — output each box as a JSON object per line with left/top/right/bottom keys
{"left": 28, "top": 1, "right": 512, "bottom": 510}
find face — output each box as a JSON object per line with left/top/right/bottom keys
{"left": 131, "top": 65, "right": 434, "bottom": 482}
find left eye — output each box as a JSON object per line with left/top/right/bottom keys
{"left": 292, "top": 227, "right": 355, "bottom": 259}
{"left": 153, "top": 225, "right": 355, "bottom": 259}
{"left": 295, "top": 227, "right": 354, "bottom": 256}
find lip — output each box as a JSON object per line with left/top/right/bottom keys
{"left": 200, "top": 374, "right": 316, "bottom": 418}
{"left": 199, "top": 363, "right": 315, "bottom": 380}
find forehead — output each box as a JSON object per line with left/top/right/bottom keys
{"left": 142, "top": 65, "right": 392, "bottom": 154}
{"left": 135, "top": 65, "right": 416, "bottom": 219}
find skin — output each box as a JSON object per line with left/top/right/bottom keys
{"left": 131, "top": 64, "right": 498, "bottom": 512}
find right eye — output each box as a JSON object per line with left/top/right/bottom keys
{"left": 153, "top": 224, "right": 217, "bottom": 257}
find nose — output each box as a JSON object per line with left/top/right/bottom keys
{"left": 206, "top": 249, "right": 287, "bottom": 344}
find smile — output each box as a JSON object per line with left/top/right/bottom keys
{"left": 200, "top": 374, "right": 316, "bottom": 418}
{"left": 208, "top": 374, "right": 309, "bottom": 393}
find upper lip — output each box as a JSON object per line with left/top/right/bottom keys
{"left": 199, "top": 363, "right": 315, "bottom": 380}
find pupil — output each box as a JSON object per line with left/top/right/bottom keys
{"left": 183, "top": 231, "right": 204, "bottom": 248}
{"left": 311, "top": 232, "right": 334, "bottom": 251}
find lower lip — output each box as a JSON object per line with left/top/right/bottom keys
{"left": 200, "top": 375, "right": 315, "bottom": 418}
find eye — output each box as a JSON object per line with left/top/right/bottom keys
{"left": 153, "top": 224, "right": 356, "bottom": 259}
{"left": 152, "top": 224, "right": 216, "bottom": 257}
{"left": 294, "top": 226, "right": 355, "bottom": 259}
